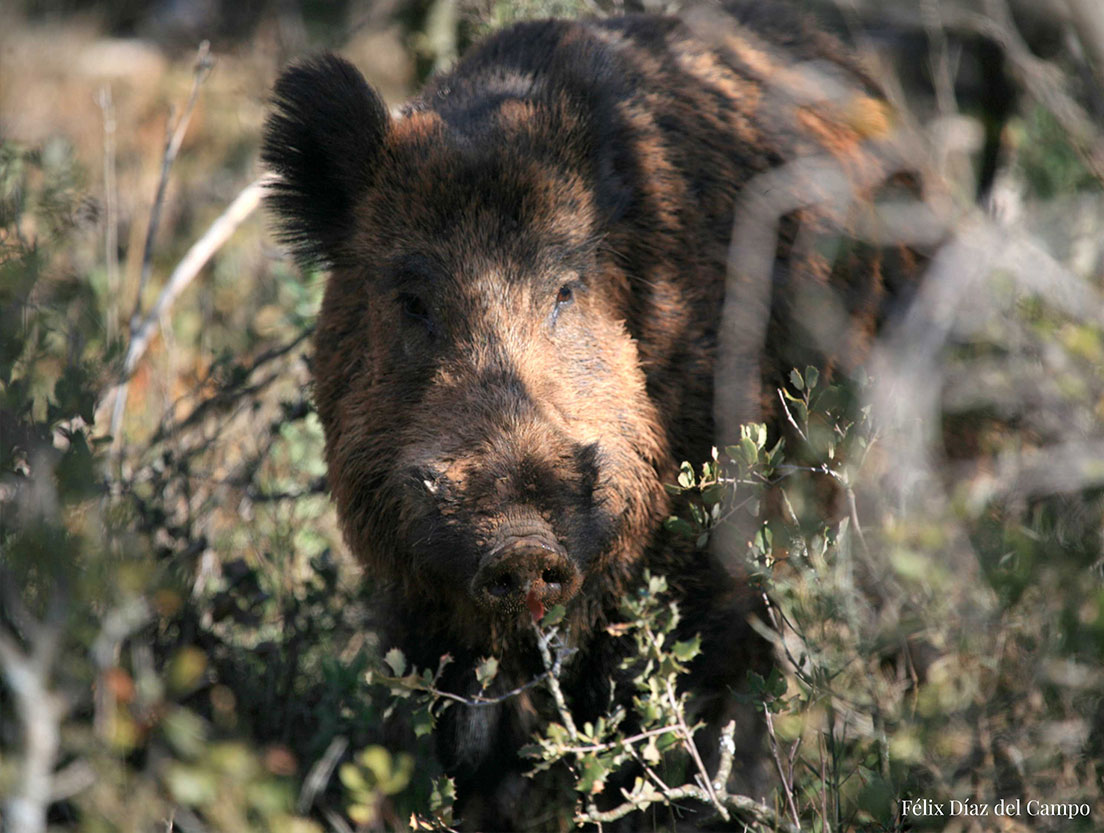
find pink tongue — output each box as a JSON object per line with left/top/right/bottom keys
{"left": 526, "top": 590, "right": 546, "bottom": 623}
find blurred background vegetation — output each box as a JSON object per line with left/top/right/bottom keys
{"left": 2, "top": 0, "right": 1104, "bottom": 830}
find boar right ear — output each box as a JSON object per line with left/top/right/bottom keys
{"left": 262, "top": 54, "right": 390, "bottom": 268}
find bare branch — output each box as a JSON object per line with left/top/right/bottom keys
{"left": 1064, "top": 0, "right": 1104, "bottom": 91}
{"left": 576, "top": 721, "right": 799, "bottom": 830}
{"left": 661, "top": 669, "right": 725, "bottom": 819}
{"left": 944, "top": 0, "right": 1104, "bottom": 185}
{"left": 105, "top": 177, "right": 267, "bottom": 442}
{"left": 921, "top": 0, "right": 958, "bottom": 117}
{"left": 127, "top": 41, "right": 214, "bottom": 335}
{"left": 0, "top": 619, "right": 65, "bottom": 833}
{"left": 298, "top": 736, "right": 349, "bottom": 814}
{"left": 765, "top": 708, "right": 802, "bottom": 829}
{"left": 533, "top": 626, "right": 580, "bottom": 739}
{"left": 96, "top": 84, "right": 120, "bottom": 344}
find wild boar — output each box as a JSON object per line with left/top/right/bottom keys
{"left": 263, "top": 2, "right": 905, "bottom": 827}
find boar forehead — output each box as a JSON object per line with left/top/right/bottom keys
{"left": 353, "top": 106, "right": 599, "bottom": 270}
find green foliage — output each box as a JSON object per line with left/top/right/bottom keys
{"left": 340, "top": 747, "right": 415, "bottom": 827}
{"left": 664, "top": 420, "right": 783, "bottom": 551}
{"left": 525, "top": 572, "right": 702, "bottom": 802}
{"left": 6, "top": 124, "right": 1103, "bottom": 829}
{"left": 0, "top": 139, "right": 363, "bottom": 832}
{"left": 1016, "top": 106, "right": 1098, "bottom": 198}
{"left": 5, "top": 2, "right": 1104, "bottom": 830}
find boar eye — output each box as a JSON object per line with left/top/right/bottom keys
{"left": 400, "top": 294, "right": 432, "bottom": 329}
{"left": 550, "top": 283, "right": 576, "bottom": 328}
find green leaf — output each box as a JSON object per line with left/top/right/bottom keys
{"left": 671, "top": 635, "right": 701, "bottom": 662}
{"left": 357, "top": 746, "right": 392, "bottom": 783}
{"left": 765, "top": 667, "right": 787, "bottom": 698}
{"left": 700, "top": 483, "right": 725, "bottom": 505}
{"left": 475, "top": 656, "right": 499, "bottom": 689}
{"left": 348, "top": 802, "right": 378, "bottom": 826}
{"left": 740, "top": 436, "right": 758, "bottom": 465}
{"left": 747, "top": 422, "right": 767, "bottom": 449}
{"left": 429, "top": 775, "right": 456, "bottom": 818}
{"left": 857, "top": 774, "right": 893, "bottom": 824}
{"left": 161, "top": 707, "right": 209, "bottom": 759}
{"left": 165, "top": 764, "right": 218, "bottom": 806}
{"left": 656, "top": 731, "right": 680, "bottom": 751}
{"left": 636, "top": 698, "right": 661, "bottom": 725}
{"left": 577, "top": 756, "right": 609, "bottom": 795}
{"left": 541, "top": 603, "right": 566, "bottom": 626}
{"left": 412, "top": 704, "right": 435, "bottom": 737}
{"left": 167, "top": 646, "right": 208, "bottom": 694}
{"left": 384, "top": 647, "right": 406, "bottom": 677}
{"left": 804, "top": 365, "right": 819, "bottom": 391}
{"left": 753, "top": 524, "right": 772, "bottom": 554}
{"left": 664, "top": 516, "right": 696, "bottom": 539}
{"left": 789, "top": 368, "right": 804, "bottom": 391}
{"left": 380, "top": 752, "right": 414, "bottom": 795}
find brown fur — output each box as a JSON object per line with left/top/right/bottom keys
{"left": 263, "top": 3, "right": 914, "bottom": 828}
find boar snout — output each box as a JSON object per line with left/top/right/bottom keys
{"left": 472, "top": 534, "right": 581, "bottom": 622}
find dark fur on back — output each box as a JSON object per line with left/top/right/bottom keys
{"left": 263, "top": 4, "right": 906, "bottom": 829}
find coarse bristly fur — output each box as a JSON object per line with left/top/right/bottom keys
{"left": 262, "top": 1, "right": 911, "bottom": 828}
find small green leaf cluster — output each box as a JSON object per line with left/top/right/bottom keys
{"left": 339, "top": 746, "right": 415, "bottom": 828}
{"left": 664, "top": 422, "right": 783, "bottom": 550}
{"left": 780, "top": 365, "right": 872, "bottom": 470}
{"left": 524, "top": 573, "right": 705, "bottom": 813}
{"left": 409, "top": 775, "right": 457, "bottom": 831}
{"left": 370, "top": 649, "right": 456, "bottom": 739}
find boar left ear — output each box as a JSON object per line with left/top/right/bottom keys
{"left": 262, "top": 54, "right": 390, "bottom": 268}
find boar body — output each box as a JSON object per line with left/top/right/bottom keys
{"left": 264, "top": 3, "right": 897, "bottom": 827}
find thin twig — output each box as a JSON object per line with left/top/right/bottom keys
{"left": 128, "top": 41, "right": 213, "bottom": 335}
{"left": 534, "top": 626, "right": 579, "bottom": 739}
{"left": 945, "top": 0, "right": 1104, "bottom": 185}
{"left": 1066, "top": 0, "right": 1104, "bottom": 91}
{"left": 921, "top": 0, "right": 958, "bottom": 117}
{"left": 321, "top": 806, "right": 355, "bottom": 833}
{"left": 576, "top": 721, "right": 798, "bottom": 830}
{"left": 0, "top": 606, "right": 66, "bottom": 833}
{"left": 765, "top": 708, "right": 802, "bottom": 830}
{"left": 48, "top": 760, "right": 97, "bottom": 802}
{"left": 627, "top": 745, "right": 676, "bottom": 796}
{"left": 298, "top": 736, "right": 348, "bottom": 814}
{"left": 555, "top": 724, "right": 690, "bottom": 756}
{"left": 106, "top": 177, "right": 266, "bottom": 443}
{"left": 385, "top": 662, "right": 556, "bottom": 709}
{"left": 838, "top": 480, "right": 871, "bottom": 558}
{"left": 97, "top": 84, "right": 120, "bottom": 343}
{"left": 778, "top": 388, "right": 810, "bottom": 445}
{"left": 147, "top": 323, "right": 310, "bottom": 446}
{"left": 662, "top": 672, "right": 726, "bottom": 820}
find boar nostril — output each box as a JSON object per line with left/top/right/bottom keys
{"left": 541, "top": 568, "right": 568, "bottom": 588}
{"left": 487, "top": 574, "right": 515, "bottom": 597}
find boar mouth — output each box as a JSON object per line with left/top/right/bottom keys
{"left": 471, "top": 525, "right": 582, "bottom": 623}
